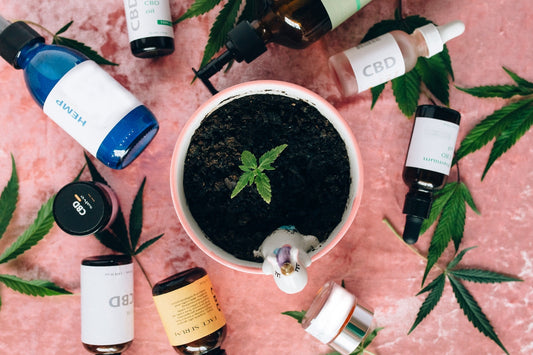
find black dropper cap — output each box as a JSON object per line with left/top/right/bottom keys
{"left": 402, "top": 189, "right": 432, "bottom": 244}
{"left": 193, "top": 20, "right": 267, "bottom": 94}
{"left": 0, "top": 16, "right": 44, "bottom": 69}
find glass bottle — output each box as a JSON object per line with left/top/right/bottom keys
{"left": 302, "top": 281, "right": 374, "bottom": 355}
{"left": 328, "top": 20, "right": 465, "bottom": 97}
{"left": 81, "top": 255, "right": 134, "bottom": 354}
{"left": 152, "top": 267, "right": 227, "bottom": 354}
{"left": 123, "top": 0, "right": 175, "bottom": 58}
{"left": 0, "top": 16, "right": 159, "bottom": 169}
{"left": 402, "top": 105, "right": 461, "bottom": 244}
{"left": 53, "top": 181, "right": 119, "bottom": 236}
{"left": 195, "top": 0, "right": 372, "bottom": 94}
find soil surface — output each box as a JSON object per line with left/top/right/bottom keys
{"left": 183, "top": 94, "right": 351, "bottom": 261}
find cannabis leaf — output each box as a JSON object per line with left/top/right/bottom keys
{"left": 408, "top": 246, "right": 521, "bottom": 355}
{"left": 51, "top": 21, "right": 118, "bottom": 66}
{"left": 231, "top": 144, "right": 287, "bottom": 204}
{"left": 364, "top": 9, "right": 454, "bottom": 116}
{"left": 419, "top": 182, "right": 480, "bottom": 286}
{"left": 84, "top": 153, "right": 164, "bottom": 257}
{"left": 454, "top": 67, "right": 533, "bottom": 179}
{"left": 0, "top": 155, "right": 71, "bottom": 312}
{"left": 177, "top": 0, "right": 258, "bottom": 70}
{"left": 281, "top": 310, "right": 306, "bottom": 324}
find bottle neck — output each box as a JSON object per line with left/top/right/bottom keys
{"left": 412, "top": 30, "right": 430, "bottom": 58}
{"left": 16, "top": 40, "right": 45, "bottom": 70}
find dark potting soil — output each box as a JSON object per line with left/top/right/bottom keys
{"left": 183, "top": 94, "right": 351, "bottom": 261}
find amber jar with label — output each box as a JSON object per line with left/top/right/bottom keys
{"left": 152, "top": 267, "right": 227, "bottom": 354}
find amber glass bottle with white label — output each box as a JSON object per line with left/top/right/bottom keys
{"left": 329, "top": 20, "right": 465, "bottom": 97}
{"left": 152, "top": 267, "right": 227, "bottom": 354}
{"left": 81, "top": 255, "right": 134, "bottom": 354}
{"left": 402, "top": 105, "right": 461, "bottom": 244}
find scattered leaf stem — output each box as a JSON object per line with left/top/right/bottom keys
{"left": 18, "top": 20, "right": 55, "bottom": 37}
{"left": 382, "top": 218, "right": 444, "bottom": 272}
{"left": 133, "top": 255, "right": 152, "bottom": 289}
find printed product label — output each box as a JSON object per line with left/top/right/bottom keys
{"left": 43, "top": 61, "right": 141, "bottom": 155}
{"left": 405, "top": 116, "right": 460, "bottom": 175}
{"left": 81, "top": 263, "right": 134, "bottom": 345}
{"left": 124, "top": 0, "right": 174, "bottom": 41}
{"left": 321, "top": 0, "right": 372, "bottom": 29}
{"left": 153, "top": 275, "right": 226, "bottom": 346}
{"left": 345, "top": 33, "right": 405, "bottom": 93}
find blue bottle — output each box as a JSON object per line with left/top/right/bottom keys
{"left": 0, "top": 17, "right": 159, "bottom": 169}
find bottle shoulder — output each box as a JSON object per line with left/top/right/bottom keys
{"left": 390, "top": 30, "right": 426, "bottom": 71}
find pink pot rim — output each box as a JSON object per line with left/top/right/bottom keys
{"left": 170, "top": 80, "right": 363, "bottom": 274}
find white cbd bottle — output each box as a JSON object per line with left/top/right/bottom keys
{"left": 328, "top": 20, "right": 465, "bottom": 97}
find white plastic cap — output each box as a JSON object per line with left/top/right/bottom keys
{"left": 416, "top": 20, "right": 465, "bottom": 58}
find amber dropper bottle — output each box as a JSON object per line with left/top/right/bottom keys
{"left": 402, "top": 105, "right": 461, "bottom": 244}
{"left": 194, "top": 0, "right": 372, "bottom": 93}
{"left": 152, "top": 267, "right": 227, "bottom": 354}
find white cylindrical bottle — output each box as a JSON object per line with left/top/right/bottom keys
{"left": 81, "top": 255, "right": 134, "bottom": 354}
{"left": 328, "top": 20, "right": 465, "bottom": 97}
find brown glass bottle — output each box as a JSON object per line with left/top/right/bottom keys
{"left": 152, "top": 267, "right": 227, "bottom": 355}
{"left": 402, "top": 105, "right": 461, "bottom": 244}
{"left": 81, "top": 255, "right": 134, "bottom": 355}
{"left": 195, "top": 0, "right": 372, "bottom": 93}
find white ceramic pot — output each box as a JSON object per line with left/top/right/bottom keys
{"left": 170, "top": 80, "right": 363, "bottom": 274}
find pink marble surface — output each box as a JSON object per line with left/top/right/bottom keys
{"left": 0, "top": 1, "right": 532, "bottom": 354}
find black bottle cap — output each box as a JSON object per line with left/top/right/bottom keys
{"left": 53, "top": 181, "right": 113, "bottom": 236}
{"left": 402, "top": 190, "right": 433, "bottom": 244}
{"left": 403, "top": 215, "right": 424, "bottom": 244}
{"left": 415, "top": 105, "right": 461, "bottom": 125}
{"left": 194, "top": 21, "right": 267, "bottom": 95}
{"left": 0, "top": 20, "right": 44, "bottom": 68}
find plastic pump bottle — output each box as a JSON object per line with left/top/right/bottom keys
{"left": 195, "top": 0, "right": 372, "bottom": 94}
{"left": 329, "top": 20, "right": 465, "bottom": 97}
{"left": 0, "top": 16, "right": 159, "bottom": 169}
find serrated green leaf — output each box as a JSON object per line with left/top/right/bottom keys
{"left": 0, "top": 195, "right": 54, "bottom": 264}
{"left": 417, "top": 55, "right": 450, "bottom": 105}
{"left": 53, "top": 36, "right": 118, "bottom": 66}
{"left": 236, "top": 0, "right": 257, "bottom": 23}
{"left": 440, "top": 46, "right": 454, "bottom": 80}
{"left": 448, "top": 274, "right": 509, "bottom": 354}
{"left": 503, "top": 66, "right": 533, "bottom": 88}
{"left": 55, "top": 21, "right": 73, "bottom": 35}
{"left": 240, "top": 150, "right": 257, "bottom": 170}
{"left": 72, "top": 164, "right": 86, "bottom": 182}
{"left": 0, "top": 274, "right": 71, "bottom": 296}
{"left": 409, "top": 273, "right": 445, "bottom": 334}
{"left": 456, "top": 84, "right": 532, "bottom": 99}
{"left": 84, "top": 152, "right": 108, "bottom": 185}
{"left": 255, "top": 172, "right": 272, "bottom": 204}
{"left": 454, "top": 96, "right": 533, "bottom": 164}
{"left": 0, "top": 155, "right": 18, "bottom": 241}
{"left": 420, "top": 182, "right": 457, "bottom": 234}
{"left": 199, "top": 0, "right": 243, "bottom": 69}
{"left": 0, "top": 293, "right": 2, "bottom": 311}
{"left": 371, "top": 84, "right": 385, "bottom": 109}
{"left": 355, "top": 326, "right": 384, "bottom": 354}
{"left": 93, "top": 227, "right": 130, "bottom": 255}
{"left": 258, "top": 144, "right": 287, "bottom": 170}
{"left": 281, "top": 310, "right": 306, "bottom": 323}
{"left": 231, "top": 171, "right": 254, "bottom": 199}
{"left": 135, "top": 234, "right": 164, "bottom": 255}
{"left": 451, "top": 269, "right": 522, "bottom": 284}
{"left": 482, "top": 100, "right": 533, "bottom": 179}
{"left": 391, "top": 70, "right": 421, "bottom": 117}
{"left": 422, "top": 183, "right": 465, "bottom": 285}
{"left": 109, "top": 210, "right": 133, "bottom": 254}
{"left": 447, "top": 246, "right": 477, "bottom": 270}
{"left": 174, "top": 0, "right": 224, "bottom": 23}
{"left": 129, "top": 178, "right": 146, "bottom": 250}
{"left": 460, "top": 182, "right": 480, "bottom": 215}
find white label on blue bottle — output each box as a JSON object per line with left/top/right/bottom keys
{"left": 43, "top": 61, "right": 141, "bottom": 156}
{"left": 124, "top": 0, "right": 174, "bottom": 42}
{"left": 321, "top": 0, "right": 372, "bottom": 29}
{"left": 81, "top": 262, "right": 134, "bottom": 345}
{"left": 345, "top": 33, "right": 405, "bottom": 93}
{"left": 405, "top": 116, "right": 460, "bottom": 175}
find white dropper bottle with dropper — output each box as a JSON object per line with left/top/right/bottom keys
{"left": 328, "top": 20, "right": 465, "bottom": 97}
